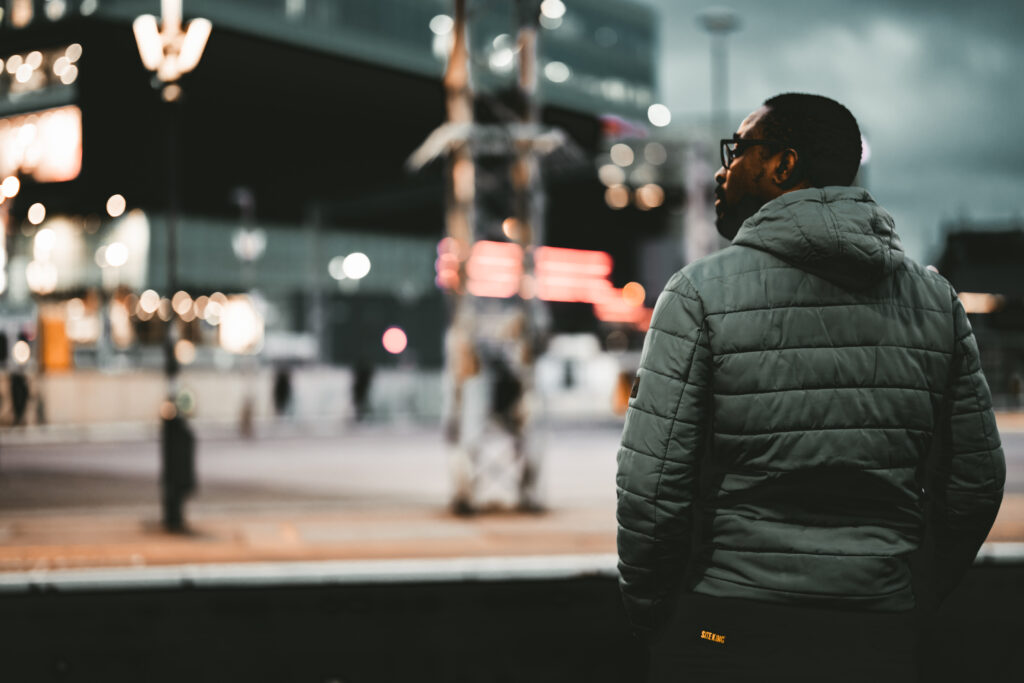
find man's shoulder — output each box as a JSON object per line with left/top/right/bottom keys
{"left": 895, "top": 256, "right": 957, "bottom": 303}
{"left": 676, "top": 244, "right": 778, "bottom": 291}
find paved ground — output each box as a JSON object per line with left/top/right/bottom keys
{"left": 0, "top": 416, "right": 1021, "bottom": 573}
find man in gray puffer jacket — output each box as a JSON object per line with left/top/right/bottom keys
{"left": 616, "top": 93, "right": 1005, "bottom": 681}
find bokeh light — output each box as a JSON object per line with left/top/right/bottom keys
{"left": 174, "top": 339, "right": 197, "bottom": 365}
{"left": 543, "top": 61, "right": 571, "bottom": 83}
{"left": 382, "top": 326, "right": 408, "bottom": 355}
{"left": 635, "top": 183, "right": 665, "bottom": 210}
{"left": 12, "top": 340, "right": 31, "bottom": 364}
{"left": 622, "top": 281, "right": 646, "bottom": 306}
{"left": 598, "top": 164, "right": 625, "bottom": 187}
{"left": 172, "top": 291, "right": 193, "bottom": 317}
{"left": 605, "top": 184, "right": 629, "bottom": 210}
{"left": 610, "top": 143, "right": 634, "bottom": 167}
{"left": 105, "top": 241, "right": 129, "bottom": 267}
{"left": 1, "top": 176, "right": 20, "bottom": 197}
{"left": 647, "top": 103, "right": 672, "bottom": 127}
{"left": 342, "top": 252, "right": 371, "bottom": 280}
{"left": 540, "top": 0, "right": 567, "bottom": 20}
{"left": 429, "top": 14, "right": 453, "bottom": 35}
{"left": 644, "top": 142, "right": 668, "bottom": 165}
{"left": 27, "top": 202, "right": 46, "bottom": 225}
{"left": 138, "top": 289, "right": 160, "bottom": 314}
{"left": 106, "top": 194, "right": 126, "bottom": 218}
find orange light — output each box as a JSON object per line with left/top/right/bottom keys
{"left": 605, "top": 184, "right": 629, "bottom": 209}
{"left": 622, "top": 281, "right": 646, "bottom": 306}
{"left": 502, "top": 217, "right": 521, "bottom": 241}
{"left": 958, "top": 292, "right": 1004, "bottom": 314}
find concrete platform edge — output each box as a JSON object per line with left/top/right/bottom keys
{"left": 0, "top": 552, "right": 620, "bottom": 594}
{"left": 3, "top": 543, "right": 1024, "bottom": 594}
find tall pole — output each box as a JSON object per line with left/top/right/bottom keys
{"left": 697, "top": 7, "right": 740, "bottom": 140}
{"left": 510, "top": 0, "right": 545, "bottom": 510}
{"left": 133, "top": 1, "right": 211, "bottom": 532}
{"left": 444, "top": 0, "right": 480, "bottom": 514}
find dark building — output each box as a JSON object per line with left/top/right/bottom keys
{"left": 936, "top": 223, "right": 1024, "bottom": 407}
{"left": 0, "top": 0, "right": 667, "bottom": 371}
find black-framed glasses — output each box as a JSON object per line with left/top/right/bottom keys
{"left": 720, "top": 137, "right": 790, "bottom": 169}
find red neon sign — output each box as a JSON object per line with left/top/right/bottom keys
{"left": 435, "top": 239, "right": 652, "bottom": 328}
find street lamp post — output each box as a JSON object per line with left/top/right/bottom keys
{"left": 697, "top": 7, "right": 740, "bottom": 140}
{"left": 132, "top": 0, "right": 211, "bottom": 533}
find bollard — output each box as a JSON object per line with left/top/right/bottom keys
{"left": 161, "top": 414, "right": 196, "bottom": 533}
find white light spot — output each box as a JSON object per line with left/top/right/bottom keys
{"left": 539, "top": 14, "right": 562, "bottom": 30}
{"left": 106, "top": 193, "right": 126, "bottom": 218}
{"left": 53, "top": 56, "right": 70, "bottom": 76}
{"left": 105, "top": 241, "right": 129, "bottom": 267}
{"left": 610, "top": 143, "right": 634, "bottom": 167}
{"left": 342, "top": 252, "right": 371, "bottom": 280}
{"left": 34, "top": 227, "right": 56, "bottom": 258}
{"left": 429, "top": 14, "right": 453, "bottom": 36}
{"left": 172, "top": 291, "right": 193, "bottom": 316}
{"left": 647, "top": 103, "right": 672, "bottom": 128}
{"left": 489, "top": 48, "right": 515, "bottom": 72}
{"left": 15, "top": 64, "right": 33, "bottom": 83}
{"left": 543, "top": 61, "right": 570, "bottom": 83}
{"left": 28, "top": 203, "right": 47, "bottom": 225}
{"left": 6, "top": 55, "right": 23, "bottom": 75}
{"left": 13, "top": 340, "right": 31, "bottom": 364}
{"left": 1, "top": 176, "right": 20, "bottom": 198}
{"left": 45, "top": 0, "right": 67, "bottom": 21}
{"left": 59, "top": 64, "right": 78, "bottom": 85}
{"left": 540, "top": 0, "right": 566, "bottom": 20}
{"left": 328, "top": 255, "right": 347, "bottom": 280}
{"left": 139, "top": 289, "right": 160, "bottom": 314}
{"left": 598, "top": 164, "right": 625, "bottom": 187}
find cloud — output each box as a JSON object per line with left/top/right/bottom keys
{"left": 636, "top": 0, "right": 1024, "bottom": 261}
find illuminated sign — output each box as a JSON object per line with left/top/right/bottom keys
{"left": 436, "top": 239, "right": 653, "bottom": 329}
{"left": 0, "top": 105, "right": 82, "bottom": 182}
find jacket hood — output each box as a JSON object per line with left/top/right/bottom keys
{"left": 732, "top": 186, "right": 904, "bottom": 290}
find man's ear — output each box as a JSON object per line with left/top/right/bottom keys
{"left": 773, "top": 149, "right": 801, "bottom": 189}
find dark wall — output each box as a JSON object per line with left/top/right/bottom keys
{"left": 2, "top": 565, "right": 1022, "bottom": 683}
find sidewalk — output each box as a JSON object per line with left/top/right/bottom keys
{"left": 0, "top": 504, "right": 616, "bottom": 573}
{"left": 1, "top": 410, "right": 1022, "bottom": 447}
{"left": 1, "top": 416, "right": 1022, "bottom": 577}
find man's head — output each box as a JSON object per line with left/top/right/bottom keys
{"left": 713, "top": 93, "right": 862, "bottom": 239}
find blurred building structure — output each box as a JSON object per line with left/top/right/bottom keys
{"left": 0, "top": 0, "right": 671, "bottom": 425}
{"left": 936, "top": 222, "right": 1024, "bottom": 408}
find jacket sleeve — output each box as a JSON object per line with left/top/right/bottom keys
{"left": 616, "top": 271, "right": 711, "bottom": 638}
{"left": 929, "top": 292, "right": 1006, "bottom": 602}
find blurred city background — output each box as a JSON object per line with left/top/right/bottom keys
{"left": 0, "top": 1, "right": 1022, "bottom": 681}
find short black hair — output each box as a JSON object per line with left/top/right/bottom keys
{"left": 760, "top": 93, "right": 862, "bottom": 187}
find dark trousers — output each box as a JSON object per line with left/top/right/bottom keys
{"left": 647, "top": 592, "right": 918, "bottom": 683}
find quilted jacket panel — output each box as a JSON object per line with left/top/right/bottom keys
{"left": 616, "top": 187, "right": 1005, "bottom": 636}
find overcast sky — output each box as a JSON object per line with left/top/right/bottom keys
{"left": 638, "top": 0, "right": 1024, "bottom": 262}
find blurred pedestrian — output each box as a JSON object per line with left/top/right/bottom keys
{"left": 352, "top": 359, "right": 374, "bottom": 422}
{"left": 273, "top": 364, "right": 293, "bottom": 416}
{"left": 616, "top": 93, "right": 1005, "bottom": 682}
{"left": 9, "top": 371, "right": 29, "bottom": 426}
